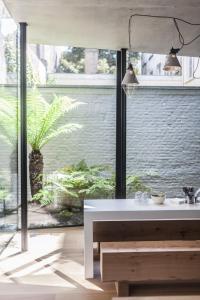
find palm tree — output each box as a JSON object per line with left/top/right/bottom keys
{"left": 0, "top": 90, "right": 18, "bottom": 201}
{"left": 0, "top": 90, "right": 17, "bottom": 147}
{"left": 0, "top": 88, "right": 83, "bottom": 197}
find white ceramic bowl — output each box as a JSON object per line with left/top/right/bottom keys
{"left": 151, "top": 194, "right": 165, "bottom": 205}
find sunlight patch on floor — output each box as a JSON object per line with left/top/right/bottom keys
{"left": 0, "top": 228, "right": 115, "bottom": 299}
{"left": 1, "top": 228, "right": 199, "bottom": 299}
{"left": 53, "top": 260, "right": 104, "bottom": 291}
{"left": 15, "top": 273, "right": 77, "bottom": 288}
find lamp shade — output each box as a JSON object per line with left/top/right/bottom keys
{"left": 121, "top": 63, "right": 139, "bottom": 95}
{"left": 122, "top": 63, "right": 139, "bottom": 86}
{"left": 163, "top": 48, "right": 181, "bottom": 72}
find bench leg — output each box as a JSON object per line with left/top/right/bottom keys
{"left": 115, "top": 281, "right": 130, "bottom": 297}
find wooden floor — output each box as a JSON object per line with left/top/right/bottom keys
{"left": 0, "top": 227, "right": 200, "bottom": 300}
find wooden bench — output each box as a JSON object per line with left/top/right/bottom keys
{"left": 101, "top": 240, "right": 200, "bottom": 296}
{"left": 94, "top": 220, "right": 200, "bottom": 243}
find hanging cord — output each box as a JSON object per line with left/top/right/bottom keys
{"left": 128, "top": 14, "right": 200, "bottom": 51}
{"left": 173, "top": 18, "right": 184, "bottom": 49}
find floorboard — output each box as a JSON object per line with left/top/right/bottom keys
{"left": 0, "top": 227, "right": 200, "bottom": 300}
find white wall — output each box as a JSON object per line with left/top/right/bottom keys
{"left": 48, "top": 73, "right": 183, "bottom": 86}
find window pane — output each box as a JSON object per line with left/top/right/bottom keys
{"left": 0, "top": 0, "right": 18, "bottom": 252}
{"left": 127, "top": 87, "right": 200, "bottom": 200}
{"left": 27, "top": 46, "right": 116, "bottom": 228}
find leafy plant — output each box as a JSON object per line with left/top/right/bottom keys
{"left": 57, "top": 47, "right": 85, "bottom": 73}
{"left": 58, "top": 57, "right": 84, "bottom": 74}
{"left": 0, "top": 89, "right": 18, "bottom": 146}
{"left": 33, "top": 160, "right": 149, "bottom": 208}
{"left": 4, "top": 36, "right": 41, "bottom": 86}
{"left": 27, "top": 61, "right": 41, "bottom": 86}
{"left": 27, "top": 90, "right": 83, "bottom": 151}
{"left": 97, "top": 58, "right": 110, "bottom": 74}
{"left": 57, "top": 209, "right": 73, "bottom": 220}
{"left": 59, "top": 160, "right": 115, "bottom": 199}
{"left": 31, "top": 187, "right": 54, "bottom": 206}
{"left": 0, "top": 88, "right": 84, "bottom": 197}
{"left": 127, "top": 175, "right": 150, "bottom": 195}
{"left": 0, "top": 176, "right": 9, "bottom": 203}
{"left": 4, "top": 35, "right": 17, "bottom": 74}
{"left": 0, "top": 189, "right": 8, "bottom": 202}
{"left": 97, "top": 58, "right": 116, "bottom": 74}
{"left": 28, "top": 90, "right": 84, "bottom": 197}
{"left": 98, "top": 50, "right": 116, "bottom": 71}
{"left": 33, "top": 160, "right": 114, "bottom": 206}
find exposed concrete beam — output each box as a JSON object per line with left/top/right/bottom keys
{"left": 3, "top": 0, "right": 200, "bottom": 56}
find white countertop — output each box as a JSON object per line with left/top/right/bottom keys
{"left": 84, "top": 198, "right": 200, "bottom": 211}
{"left": 84, "top": 198, "right": 200, "bottom": 219}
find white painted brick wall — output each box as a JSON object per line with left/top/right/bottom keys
{"left": 1, "top": 86, "right": 200, "bottom": 198}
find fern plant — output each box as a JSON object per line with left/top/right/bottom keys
{"left": 0, "top": 88, "right": 83, "bottom": 197}
{"left": 33, "top": 160, "right": 149, "bottom": 208}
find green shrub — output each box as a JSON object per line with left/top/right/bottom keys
{"left": 0, "top": 177, "right": 9, "bottom": 202}
{"left": 33, "top": 160, "right": 149, "bottom": 207}
{"left": 126, "top": 175, "right": 150, "bottom": 194}
{"left": 57, "top": 209, "right": 73, "bottom": 219}
{"left": 0, "top": 190, "right": 7, "bottom": 202}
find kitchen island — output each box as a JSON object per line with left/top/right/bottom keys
{"left": 84, "top": 198, "right": 200, "bottom": 278}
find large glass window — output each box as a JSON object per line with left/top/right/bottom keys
{"left": 127, "top": 87, "right": 200, "bottom": 199}
{"left": 0, "top": 0, "right": 18, "bottom": 252}
{"left": 27, "top": 46, "right": 116, "bottom": 228}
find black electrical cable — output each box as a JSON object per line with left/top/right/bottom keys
{"left": 173, "top": 18, "right": 184, "bottom": 49}
{"left": 173, "top": 18, "right": 200, "bottom": 47}
{"left": 128, "top": 13, "right": 200, "bottom": 79}
{"left": 128, "top": 13, "right": 200, "bottom": 51}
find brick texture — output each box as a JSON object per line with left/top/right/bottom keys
{"left": 1, "top": 86, "right": 200, "bottom": 199}
{"left": 127, "top": 87, "right": 200, "bottom": 197}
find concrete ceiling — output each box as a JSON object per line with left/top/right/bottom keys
{"left": 3, "top": 0, "right": 200, "bottom": 56}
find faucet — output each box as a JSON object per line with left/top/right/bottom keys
{"left": 183, "top": 187, "right": 200, "bottom": 204}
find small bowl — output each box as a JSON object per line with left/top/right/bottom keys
{"left": 151, "top": 194, "right": 165, "bottom": 205}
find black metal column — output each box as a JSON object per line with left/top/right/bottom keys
{"left": 20, "top": 22, "right": 28, "bottom": 251}
{"left": 115, "top": 49, "right": 127, "bottom": 198}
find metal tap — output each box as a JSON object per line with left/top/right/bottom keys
{"left": 183, "top": 187, "right": 200, "bottom": 204}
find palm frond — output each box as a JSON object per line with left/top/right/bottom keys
{"left": 0, "top": 88, "right": 83, "bottom": 151}
{"left": 27, "top": 89, "right": 50, "bottom": 148}
{"left": 0, "top": 134, "right": 13, "bottom": 146}
{"left": 0, "top": 88, "right": 17, "bottom": 146}
{"left": 30, "top": 94, "right": 84, "bottom": 150}
{"left": 39, "top": 123, "right": 82, "bottom": 149}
